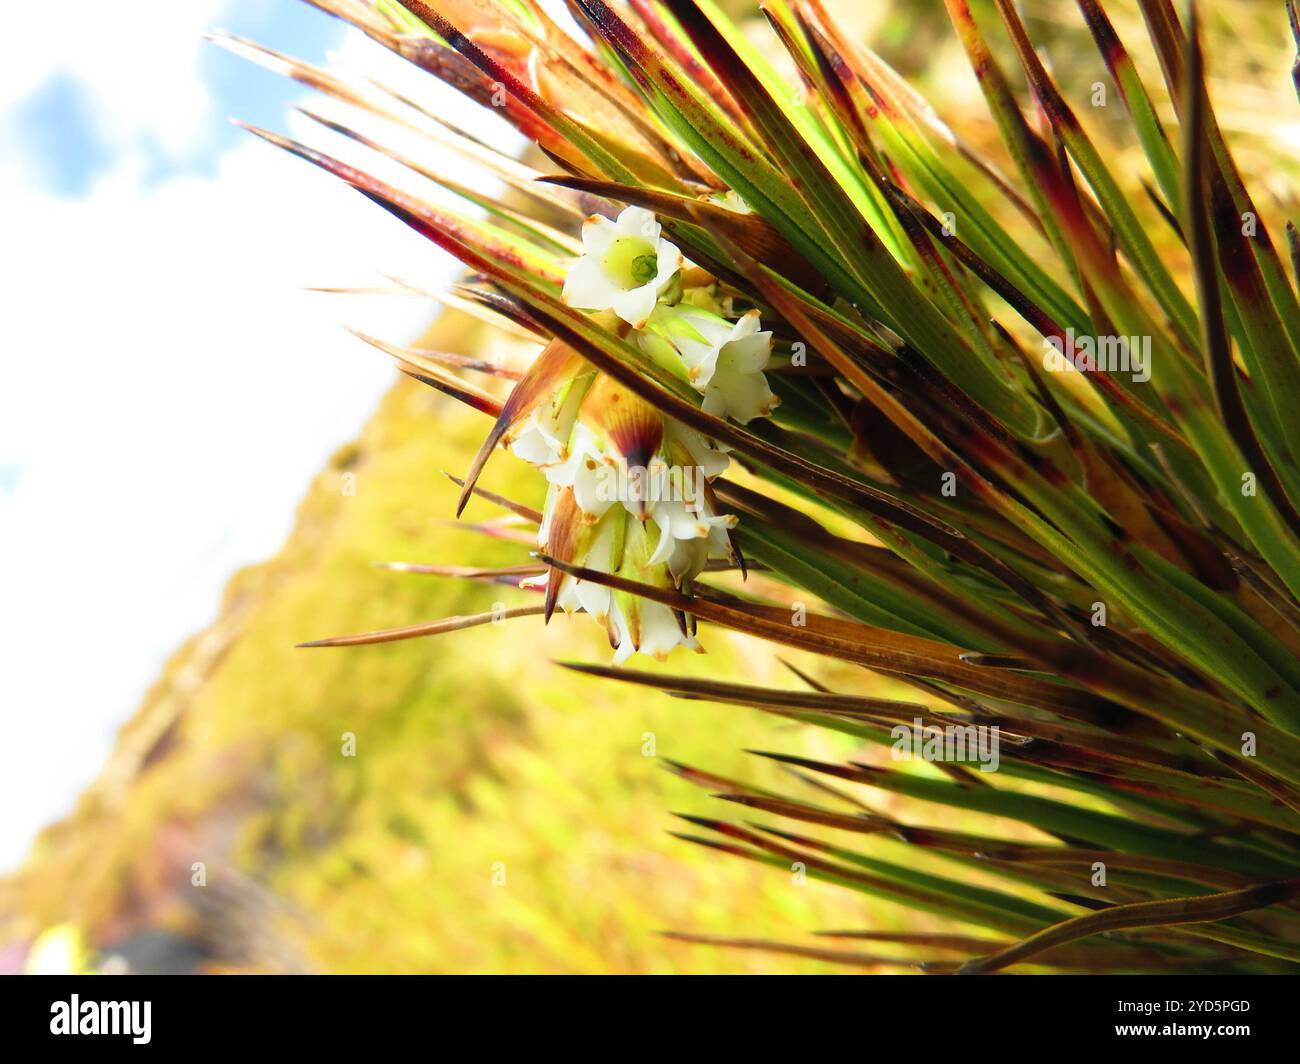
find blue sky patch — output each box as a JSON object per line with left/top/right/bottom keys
{"left": 12, "top": 73, "right": 115, "bottom": 196}
{"left": 199, "top": 0, "right": 345, "bottom": 172}
{"left": 8, "top": 0, "right": 346, "bottom": 196}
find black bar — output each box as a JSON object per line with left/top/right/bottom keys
{"left": 2, "top": 973, "right": 1293, "bottom": 1052}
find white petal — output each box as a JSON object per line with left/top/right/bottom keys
{"left": 647, "top": 519, "right": 676, "bottom": 567}
{"left": 553, "top": 577, "right": 584, "bottom": 615}
{"left": 509, "top": 422, "right": 558, "bottom": 466}
{"left": 726, "top": 331, "right": 772, "bottom": 373}
{"left": 700, "top": 388, "right": 729, "bottom": 420}
{"left": 705, "top": 353, "right": 776, "bottom": 424}
{"left": 731, "top": 309, "right": 761, "bottom": 339}
{"left": 667, "top": 423, "right": 730, "bottom": 479}
{"left": 572, "top": 455, "right": 617, "bottom": 516}
{"left": 615, "top": 206, "right": 660, "bottom": 243}
{"left": 612, "top": 283, "right": 660, "bottom": 328}
{"left": 678, "top": 306, "right": 733, "bottom": 347}
{"left": 637, "top": 601, "right": 691, "bottom": 660}
{"left": 653, "top": 240, "right": 683, "bottom": 291}
{"left": 610, "top": 603, "right": 636, "bottom": 663}
{"left": 581, "top": 214, "right": 620, "bottom": 256}
{"left": 574, "top": 579, "right": 611, "bottom": 621}
{"left": 659, "top": 500, "right": 700, "bottom": 540}
{"left": 509, "top": 393, "right": 582, "bottom": 468}
{"left": 666, "top": 535, "right": 709, "bottom": 582}
{"left": 665, "top": 307, "right": 738, "bottom": 388}
{"left": 563, "top": 255, "right": 622, "bottom": 310}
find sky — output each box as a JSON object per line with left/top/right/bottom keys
{"left": 0, "top": 1, "right": 521, "bottom": 870}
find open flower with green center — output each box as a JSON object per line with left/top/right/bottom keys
{"left": 562, "top": 206, "right": 683, "bottom": 328}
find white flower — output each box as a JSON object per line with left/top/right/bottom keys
{"left": 610, "top": 597, "right": 698, "bottom": 663}
{"left": 663, "top": 420, "right": 730, "bottom": 480}
{"left": 536, "top": 503, "right": 622, "bottom": 622}
{"left": 540, "top": 416, "right": 732, "bottom": 533}
{"left": 530, "top": 506, "right": 701, "bottom": 662}
{"left": 647, "top": 497, "right": 735, "bottom": 578}
{"left": 650, "top": 306, "right": 776, "bottom": 424}
{"left": 562, "top": 206, "right": 683, "bottom": 328}
{"left": 543, "top": 423, "right": 619, "bottom": 518}
{"left": 610, "top": 515, "right": 703, "bottom": 662}
{"left": 513, "top": 339, "right": 742, "bottom": 662}
{"left": 507, "top": 379, "right": 588, "bottom": 468}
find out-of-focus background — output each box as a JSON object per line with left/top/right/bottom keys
{"left": 2, "top": 0, "right": 1296, "bottom": 973}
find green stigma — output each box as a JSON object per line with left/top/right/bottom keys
{"left": 602, "top": 237, "right": 658, "bottom": 290}
{"left": 630, "top": 254, "right": 658, "bottom": 285}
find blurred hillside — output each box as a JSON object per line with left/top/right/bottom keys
{"left": 0, "top": 305, "right": 900, "bottom": 974}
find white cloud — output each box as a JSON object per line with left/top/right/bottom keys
{"left": 0, "top": 0, "right": 240, "bottom": 162}
{"left": 0, "top": 20, "right": 526, "bottom": 870}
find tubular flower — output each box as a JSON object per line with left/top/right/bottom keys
{"left": 506, "top": 373, "right": 594, "bottom": 469}
{"left": 552, "top": 379, "right": 734, "bottom": 539}
{"left": 537, "top": 498, "right": 701, "bottom": 663}
{"left": 640, "top": 305, "right": 778, "bottom": 424}
{"left": 562, "top": 206, "right": 683, "bottom": 328}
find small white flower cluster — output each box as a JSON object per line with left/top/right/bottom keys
{"left": 512, "top": 206, "right": 778, "bottom": 661}
{"left": 563, "top": 207, "right": 777, "bottom": 424}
